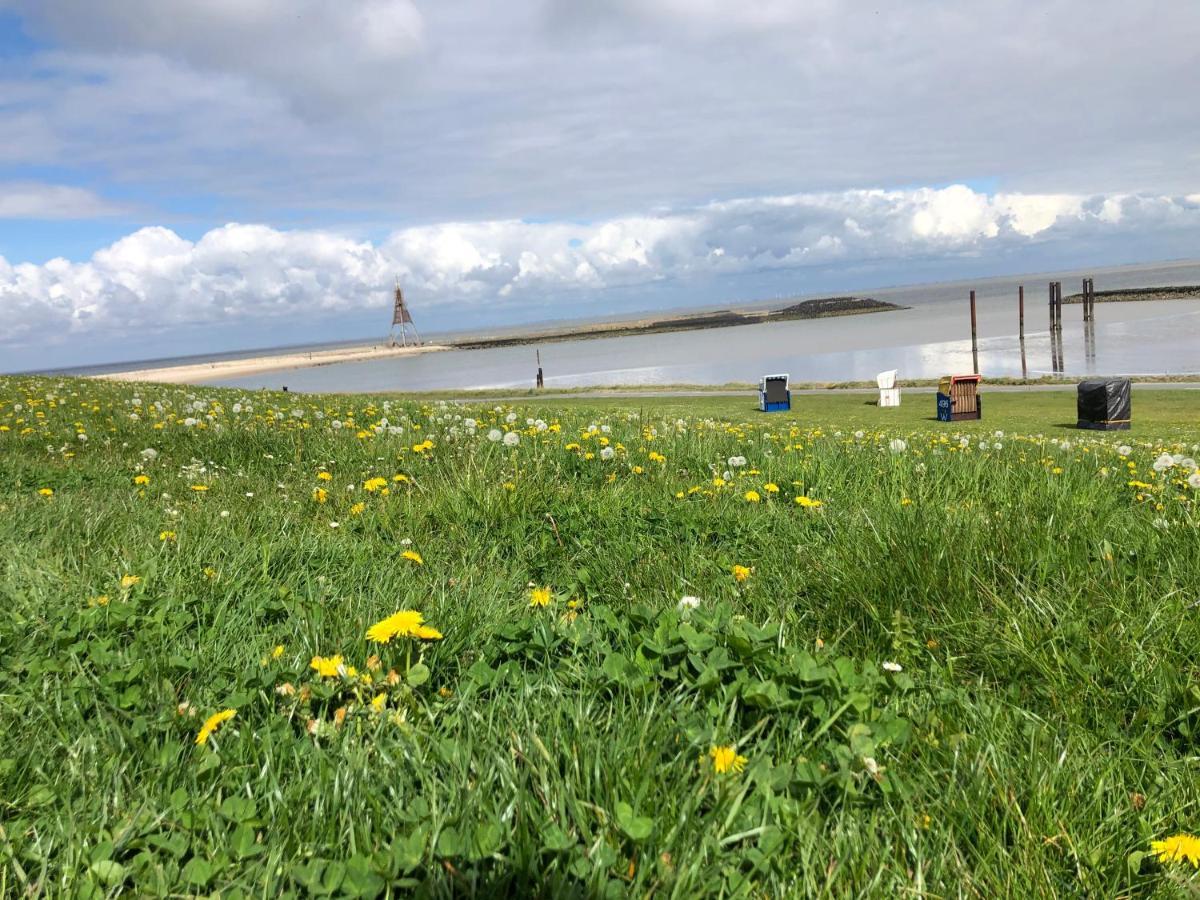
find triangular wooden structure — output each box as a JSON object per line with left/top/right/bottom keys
{"left": 388, "top": 278, "right": 420, "bottom": 347}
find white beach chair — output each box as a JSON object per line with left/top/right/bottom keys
{"left": 877, "top": 370, "right": 900, "bottom": 407}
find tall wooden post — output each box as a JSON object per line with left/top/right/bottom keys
{"left": 1018, "top": 285, "right": 1027, "bottom": 378}
{"left": 970, "top": 290, "right": 979, "bottom": 374}
{"left": 1049, "top": 282, "right": 1056, "bottom": 332}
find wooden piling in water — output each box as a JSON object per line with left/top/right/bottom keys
{"left": 970, "top": 289, "right": 979, "bottom": 374}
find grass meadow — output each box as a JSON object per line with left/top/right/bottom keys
{"left": 1, "top": 377, "right": 1199, "bottom": 897}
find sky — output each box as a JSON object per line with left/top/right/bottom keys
{"left": 1, "top": 0, "right": 1199, "bottom": 371}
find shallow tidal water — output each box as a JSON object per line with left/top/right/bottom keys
{"left": 207, "top": 262, "right": 1200, "bottom": 393}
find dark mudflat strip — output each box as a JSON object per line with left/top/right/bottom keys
{"left": 450, "top": 296, "right": 902, "bottom": 350}
{"left": 1062, "top": 285, "right": 1200, "bottom": 303}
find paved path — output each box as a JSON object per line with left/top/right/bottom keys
{"left": 457, "top": 382, "right": 1200, "bottom": 403}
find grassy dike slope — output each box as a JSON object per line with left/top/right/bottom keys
{"left": 1, "top": 376, "right": 1199, "bottom": 897}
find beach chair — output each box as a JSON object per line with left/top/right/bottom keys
{"left": 1077, "top": 379, "right": 1131, "bottom": 430}
{"left": 936, "top": 374, "right": 982, "bottom": 421}
{"left": 876, "top": 370, "right": 900, "bottom": 407}
{"left": 758, "top": 374, "right": 791, "bottom": 412}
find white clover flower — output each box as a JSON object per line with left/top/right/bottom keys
{"left": 677, "top": 595, "right": 701, "bottom": 612}
{"left": 889, "top": 438, "right": 907, "bottom": 453}
{"left": 502, "top": 431, "right": 520, "bottom": 447}
{"left": 487, "top": 429, "right": 503, "bottom": 442}
{"left": 882, "top": 661, "right": 903, "bottom": 673}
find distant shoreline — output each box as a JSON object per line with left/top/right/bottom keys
{"left": 1061, "top": 285, "right": 1200, "bottom": 303}
{"left": 449, "top": 296, "right": 903, "bottom": 350}
{"left": 93, "top": 343, "right": 448, "bottom": 384}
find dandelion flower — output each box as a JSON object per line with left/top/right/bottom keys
{"left": 401, "top": 550, "right": 424, "bottom": 565}
{"left": 120, "top": 575, "right": 141, "bottom": 589}
{"left": 190, "top": 485, "right": 208, "bottom": 492}
{"left": 363, "top": 477, "right": 388, "bottom": 492}
{"left": 744, "top": 490, "right": 761, "bottom": 503}
{"left": 732, "top": 564, "right": 752, "bottom": 583}
{"left": 529, "top": 586, "right": 552, "bottom": 608}
{"left": 366, "top": 609, "right": 439, "bottom": 643}
{"left": 1151, "top": 834, "right": 1200, "bottom": 867}
{"left": 195, "top": 709, "right": 236, "bottom": 746}
{"left": 272, "top": 644, "right": 285, "bottom": 659}
{"left": 38, "top": 487, "right": 53, "bottom": 497}
{"left": 350, "top": 502, "right": 366, "bottom": 516}
{"left": 317, "top": 471, "right": 333, "bottom": 481}
{"left": 371, "top": 693, "right": 388, "bottom": 712}
{"left": 709, "top": 744, "right": 747, "bottom": 774}
{"left": 763, "top": 483, "right": 779, "bottom": 494}
{"left": 159, "top": 531, "right": 176, "bottom": 542}
{"left": 133, "top": 474, "right": 150, "bottom": 486}
{"left": 795, "top": 495, "right": 823, "bottom": 508}
{"left": 310, "top": 654, "right": 345, "bottom": 677}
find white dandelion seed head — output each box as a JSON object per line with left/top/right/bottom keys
{"left": 503, "top": 431, "right": 520, "bottom": 447}
{"left": 600, "top": 446, "right": 615, "bottom": 460}
{"left": 487, "top": 428, "right": 503, "bottom": 442}
{"left": 889, "top": 439, "right": 907, "bottom": 453}
{"left": 1117, "top": 444, "right": 1132, "bottom": 456}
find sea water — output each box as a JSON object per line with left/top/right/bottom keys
{"left": 197, "top": 260, "right": 1200, "bottom": 392}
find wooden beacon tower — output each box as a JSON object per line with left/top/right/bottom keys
{"left": 388, "top": 278, "right": 420, "bottom": 347}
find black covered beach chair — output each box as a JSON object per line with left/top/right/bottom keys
{"left": 1077, "top": 379, "right": 1131, "bottom": 430}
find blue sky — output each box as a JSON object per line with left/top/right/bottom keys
{"left": 1, "top": 0, "right": 1199, "bottom": 371}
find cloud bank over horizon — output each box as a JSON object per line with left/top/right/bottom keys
{"left": 4, "top": 184, "right": 1199, "bottom": 364}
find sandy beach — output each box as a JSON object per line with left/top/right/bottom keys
{"left": 94, "top": 342, "right": 448, "bottom": 385}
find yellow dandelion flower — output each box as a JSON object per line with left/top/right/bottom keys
{"left": 743, "top": 490, "right": 761, "bottom": 503}
{"left": 363, "top": 477, "right": 388, "bottom": 492}
{"left": 392, "top": 473, "right": 409, "bottom": 483}
{"left": 120, "top": 574, "right": 141, "bottom": 589}
{"left": 195, "top": 709, "right": 236, "bottom": 746}
{"left": 38, "top": 487, "right": 53, "bottom": 497}
{"left": 88, "top": 594, "right": 110, "bottom": 607}
{"left": 529, "top": 586, "right": 552, "bottom": 608}
{"left": 272, "top": 644, "right": 285, "bottom": 659}
{"left": 401, "top": 550, "right": 424, "bottom": 565}
{"left": 349, "top": 501, "right": 366, "bottom": 515}
{"left": 159, "top": 531, "right": 176, "bottom": 542}
{"left": 763, "top": 483, "right": 779, "bottom": 493}
{"left": 732, "top": 564, "right": 752, "bottom": 583}
{"left": 632, "top": 465, "right": 644, "bottom": 475}
{"left": 366, "top": 609, "right": 426, "bottom": 643}
{"left": 1151, "top": 834, "right": 1200, "bottom": 867}
{"left": 709, "top": 744, "right": 747, "bottom": 774}
{"left": 795, "top": 495, "right": 823, "bottom": 508}
{"left": 413, "top": 625, "right": 443, "bottom": 640}
{"left": 371, "top": 693, "right": 388, "bottom": 712}
{"left": 133, "top": 474, "right": 150, "bottom": 485}
{"left": 190, "top": 484, "right": 208, "bottom": 492}
{"left": 310, "top": 654, "right": 344, "bottom": 677}
{"left": 317, "top": 471, "right": 333, "bottom": 481}
{"left": 313, "top": 487, "right": 328, "bottom": 503}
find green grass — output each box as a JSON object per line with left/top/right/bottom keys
{"left": 2, "top": 376, "right": 1199, "bottom": 897}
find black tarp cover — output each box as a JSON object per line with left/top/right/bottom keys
{"left": 1077, "top": 379, "right": 1131, "bottom": 430}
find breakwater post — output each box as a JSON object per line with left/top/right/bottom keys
{"left": 1018, "top": 285, "right": 1027, "bottom": 378}
{"left": 536, "top": 349, "right": 544, "bottom": 389}
{"left": 970, "top": 290, "right": 979, "bottom": 374}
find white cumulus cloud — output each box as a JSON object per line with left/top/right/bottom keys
{"left": 3, "top": 184, "right": 1200, "bottom": 358}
